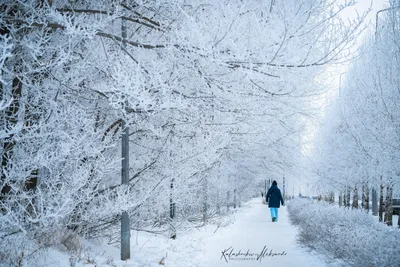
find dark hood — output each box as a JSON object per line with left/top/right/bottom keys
{"left": 270, "top": 184, "right": 278, "bottom": 189}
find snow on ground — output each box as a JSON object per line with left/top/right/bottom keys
{"left": 189, "top": 198, "right": 343, "bottom": 267}
{"left": 40, "top": 198, "right": 344, "bottom": 267}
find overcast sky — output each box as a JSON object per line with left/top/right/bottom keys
{"left": 342, "top": 0, "right": 389, "bottom": 27}
{"left": 327, "top": 0, "right": 390, "bottom": 88}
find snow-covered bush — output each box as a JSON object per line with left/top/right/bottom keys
{"left": 0, "top": 228, "right": 83, "bottom": 267}
{"left": 0, "top": 234, "right": 33, "bottom": 267}
{"left": 288, "top": 198, "right": 400, "bottom": 266}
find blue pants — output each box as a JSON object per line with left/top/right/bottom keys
{"left": 270, "top": 208, "right": 279, "bottom": 221}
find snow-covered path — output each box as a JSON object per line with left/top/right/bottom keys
{"left": 78, "top": 198, "right": 342, "bottom": 267}
{"left": 191, "top": 198, "right": 340, "bottom": 267}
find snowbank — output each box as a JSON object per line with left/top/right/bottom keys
{"left": 288, "top": 198, "right": 400, "bottom": 266}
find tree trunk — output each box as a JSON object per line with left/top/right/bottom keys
{"left": 269, "top": 0, "right": 276, "bottom": 12}
{"left": 1, "top": 48, "right": 25, "bottom": 213}
{"left": 379, "top": 183, "right": 384, "bottom": 222}
{"left": 343, "top": 189, "right": 346, "bottom": 207}
{"left": 346, "top": 186, "right": 351, "bottom": 208}
{"left": 364, "top": 183, "right": 369, "bottom": 212}
{"left": 216, "top": 191, "right": 220, "bottom": 214}
{"left": 202, "top": 176, "right": 207, "bottom": 223}
{"left": 398, "top": 214, "right": 400, "bottom": 229}
{"left": 1, "top": 13, "right": 39, "bottom": 216}
{"left": 170, "top": 178, "right": 176, "bottom": 239}
{"left": 233, "top": 189, "right": 237, "bottom": 209}
{"left": 352, "top": 184, "right": 358, "bottom": 209}
{"left": 361, "top": 183, "right": 369, "bottom": 212}
{"left": 384, "top": 185, "right": 393, "bottom": 226}
{"left": 1, "top": 78, "right": 22, "bottom": 191}
{"left": 226, "top": 191, "right": 230, "bottom": 213}
{"left": 344, "top": 186, "right": 351, "bottom": 208}
{"left": 372, "top": 188, "right": 378, "bottom": 216}
{"left": 329, "top": 191, "right": 334, "bottom": 204}
{"left": 361, "top": 184, "right": 365, "bottom": 209}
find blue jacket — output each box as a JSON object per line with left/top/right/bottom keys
{"left": 266, "top": 185, "right": 284, "bottom": 208}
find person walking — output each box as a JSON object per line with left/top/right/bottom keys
{"left": 266, "top": 180, "right": 285, "bottom": 222}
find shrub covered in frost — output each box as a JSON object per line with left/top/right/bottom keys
{"left": 288, "top": 198, "right": 400, "bottom": 266}
{"left": 0, "top": 228, "right": 82, "bottom": 267}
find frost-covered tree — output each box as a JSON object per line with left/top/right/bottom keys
{"left": 311, "top": 0, "right": 400, "bottom": 225}
{"left": 0, "top": 0, "right": 367, "bottom": 263}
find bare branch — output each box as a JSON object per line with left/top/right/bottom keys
{"left": 119, "top": 2, "right": 161, "bottom": 27}
{"left": 249, "top": 79, "right": 289, "bottom": 96}
{"left": 56, "top": 8, "right": 163, "bottom": 31}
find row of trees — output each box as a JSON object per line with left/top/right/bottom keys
{"left": 0, "top": 0, "right": 365, "bottom": 263}
{"left": 311, "top": 0, "right": 400, "bottom": 226}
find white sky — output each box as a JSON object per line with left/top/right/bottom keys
{"left": 342, "top": 0, "right": 389, "bottom": 23}
{"left": 314, "top": 0, "right": 390, "bottom": 117}
{"left": 333, "top": 0, "right": 389, "bottom": 76}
